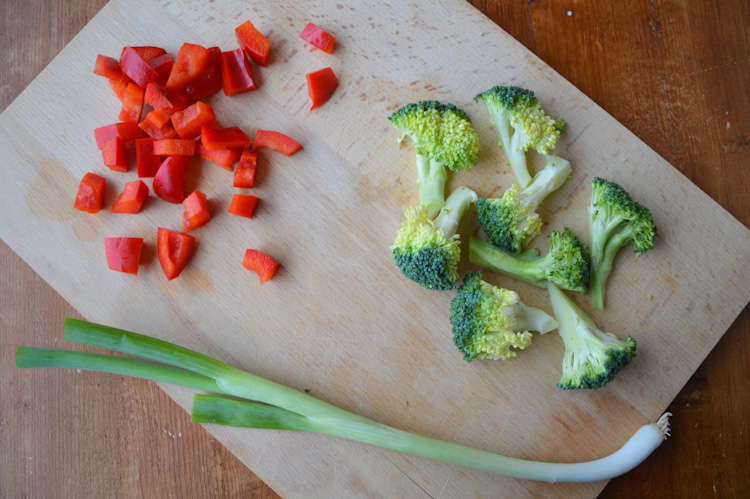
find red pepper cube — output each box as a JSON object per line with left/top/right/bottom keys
{"left": 252, "top": 130, "right": 302, "bottom": 156}
{"left": 233, "top": 149, "right": 257, "bottom": 187}
{"left": 182, "top": 190, "right": 210, "bottom": 231}
{"left": 105, "top": 237, "right": 144, "bottom": 275}
{"left": 110, "top": 180, "right": 149, "bottom": 214}
{"left": 235, "top": 20, "right": 271, "bottom": 66}
{"left": 166, "top": 43, "right": 210, "bottom": 91}
{"left": 299, "top": 23, "right": 336, "bottom": 53}
{"left": 94, "top": 122, "right": 144, "bottom": 149}
{"left": 102, "top": 137, "right": 128, "bottom": 172}
{"left": 306, "top": 67, "right": 338, "bottom": 111}
{"left": 119, "top": 83, "right": 145, "bottom": 123}
{"left": 109, "top": 78, "right": 129, "bottom": 102}
{"left": 145, "top": 109, "right": 172, "bottom": 130}
{"left": 228, "top": 194, "right": 258, "bottom": 219}
{"left": 184, "top": 65, "right": 222, "bottom": 101}
{"left": 94, "top": 55, "right": 126, "bottom": 80}
{"left": 196, "top": 142, "right": 241, "bottom": 170}
{"left": 207, "top": 46, "right": 222, "bottom": 67}
{"left": 153, "top": 156, "right": 189, "bottom": 203}
{"left": 171, "top": 101, "right": 216, "bottom": 139}
{"left": 144, "top": 83, "right": 185, "bottom": 112}
{"left": 138, "top": 119, "right": 179, "bottom": 140}
{"left": 120, "top": 47, "right": 159, "bottom": 88}
{"left": 134, "top": 138, "right": 163, "bottom": 177}
{"left": 242, "top": 249, "right": 279, "bottom": 284}
{"left": 157, "top": 227, "right": 196, "bottom": 280}
{"left": 74, "top": 172, "right": 106, "bottom": 213}
{"left": 121, "top": 46, "right": 167, "bottom": 63}
{"left": 220, "top": 49, "right": 257, "bottom": 96}
{"left": 152, "top": 139, "right": 195, "bottom": 156}
{"left": 200, "top": 125, "right": 251, "bottom": 150}
{"left": 148, "top": 53, "right": 174, "bottom": 85}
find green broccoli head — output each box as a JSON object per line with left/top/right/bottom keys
{"left": 450, "top": 272, "right": 558, "bottom": 362}
{"left": 547, "top": 282, "right": 636, "bottom": 389}
{"left": 589, "top": 177, "right": 657, "bottom": 308}
{"left": 475, "top": 86, "right": 565, "bottom": 187}
{"left": 469, "top": 228, "right": 590, "bottom": 294}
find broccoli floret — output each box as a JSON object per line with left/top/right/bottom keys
{"left": 391, "top": 186, "right": 478, "bottom": 290}
{"left": 475, "top": 86, "right": 565, "bottom": 187}
{"left": 389, "top": 101, "right": 481, "bottom": 217}
{"left": 547, "top": 282, "right": 636, "bottom": 389}
{"left": 588, "top": 177, "right": 657, "bottom": 309}
{"left": 469, "top": 228, "right": 590, "bottom": 294}
{"left": 450, "top": 272, "right": 558, "bottom": 362}
{"left": 476, "top": 155, "right": 572, "bottom": 254}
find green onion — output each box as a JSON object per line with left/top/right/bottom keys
{"left": 16, "top": 318, "right": 672, "bottom": 482}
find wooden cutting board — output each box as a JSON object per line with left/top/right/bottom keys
{"left": 1, "top": 0, "right": 748, "bottom": 496}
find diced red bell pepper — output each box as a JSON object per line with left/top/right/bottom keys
{"left": 95, "top": 122, "right": 144, "bottom": 149}
{"left": 306, "top": 67, "right": 338, "bottom": 111}
{"left": 145, "top": 109, "right": 172, "bottom": 130}
{"left": 196, "top": 142, "right": 241, "bottom": 170}
{"left": 228, "top": 194, "right": 258, "bottom": 219}
{"left": 119, "top": 83, "right": 145, "bottom": 123}
{"left": 148, "top": 53, "right": 174, "bottom": 85}
{"left": 144, "top": 83, "right": 185, "bottom": 112}
{"left": 184, "top": 65, "right": 222, "bottom": 101}
{"left": 235, "top": 20, "right": 271, "bottom": 66}
{"left": 153, "top": 139, "right": 195, "bottom": 156}
{"left": 94, "top": 55, "right": 127, "bottom": 80}
{"left": 200, "top": 125, "right": 250, "bottom": 150}
{"left": 110, "top": 180, "right": 149, "bottom": 214}
{"left": 138, "top": 119, "right": 179, "bottom": 140}
{"left": 233, "top": 149, "right": 257, "bottom": 187}
{"left": 153, "top": 156, "right": 189, "bottom": 203}
{"left": 120, "top": 47, "right": 159, "bottom": 88}
{"left": 220, "top": 49, "right": 257, "bottom": 96}
{"left": 157, "top": 227, "right": 196, "bottom": 280}
{"left": 242, "top": 249, "right": 279, "bottom": 284}
{"left": 299, "top": 23, "right": 336, "bottom": 54}
{"left": 171, "top": 101, "right": 216, "bottom": 139}
{"left": 102, "top": 137, "right": 127, "bottom": 172}
{"left": 166, "top": 43, "right": 210, "bottom": 91}
{"left": 110, "top": 78, "right": 129, "bottom": 102}
{"left": 121, "top": 46, "right": 167, "bottom": 63}
{"left": 207, "top": 46, "right": 222, "bottom": 68}
{"left": 104, "top": 237, "right": 144, "bottom": 275}
{"left": 135, "top": 138, "right": 163, "bottom": 177}
{"left": 74, "top": 172, "right": 106, "bottom": 213}
{"left": 182, "top": 190, "right": 210, "bottom": 231}
{"left": 252, "top": 130, "right": 302, "bottom": 155}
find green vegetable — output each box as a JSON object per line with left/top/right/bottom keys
{"left": 450, "top": 272, "right": 558, "bottom": 362}
{"left": 475, "top": 86, "right": 565, "bottom": 187}
{"left": 16, "top": 318, "right": 671, "bottom": 482}
{"left": 476, "top": 155, "right": 572, "bottom": 254}
{"left": 588, "top": 177, "right": 657, "bottom": 309}
{"left": 391, "top": 186, "right": 477, "bottom": 290}
{"left": 388, "top": 101, "right": 480, "bottom": 217}
{"left": 469, "top": 228, "right": 591, "bottom": 294}
{"left": 547, "top": 283, "right": 637, "bottom": 389}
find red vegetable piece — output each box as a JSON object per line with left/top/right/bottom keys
{"left": 228, "top": 194, "right": 258, "bottom": 219}
{"left": 104, "top": 237, "right": 144, "bottom": 275}
{"left": 138, "top": 119, "right": 179, "bottom": 140}
{"left": 109, "top": 78, "right": 129, "bottom": 102}
{"left": 299, "top": 23, "right": 336, "bottom": 54}
{"left": 233, "top": 149, "right": 257, "bottom": 187}
{"left": 74, "top": 172, "right": 106, "bottom": 213}
{"left": 148, "top": 53, "right": 174, "bottom": 85}
{"left": 120, "top": 47, "right": 159, "bottom": 88}
{"left": 184, "top": 65, "right": 222, "bottom": 101}
{"left": 171, "top": 101, "right": 216, "bottom": 139}
{"left": 152, "top": 139, "right": 195, "bottom": 156}
{"left": 153, "top": 156, "right": 189, "bottom": 203}
{"left": 144, "top": 83, "right": 185, "bottom": 112}
{"left": 121, "top": 46, "right": 167, "bottom": 63}
{"left": 94, "top": 122, "right": 144, "bottom": 149}
{"left": 110, "top": 180, "right": 149, "bottom": 214}
{"left": 207, "top": 46, "right": 222, "bottom": 68}
{"left": 135, "top": 138, "right": 163, "bottom": 177}
{"left": 102, "top": 137, "right": 127, "bottom": 172}
{"left": 166, "top": 43, "right": 210, "bottom": 91}
{"left": 182, "top": 190, "right": 210, "bottom": 231}
{"left": 119, "top": 83, "right": 145, "bottom": 123}
{"left": 157, "top": 227, "right": 196, "bottom": 280}
{"left": 220, "top": 49, "right": 257, "bottom": 96}
{"left": 235, "top": 20, "right": 271, "bottom": 66}
{"left": 242, "top": 249, "right": 279, "bottom": 284}
{"left": 196, "top": 142, "right": 241, "bottom": 170}
{"left": 306, "top": 67, "right": 338, "bottom": 110}
{"left": 252, "top": 130, "right": 302, "bottom": 155}
{"left": 145, "top": 109, "right": 172, "bottom": 130}
{"left": 94, "top": 55, "right": 126, "bottom": 80}
{"left": 200, "top": 125, "right": 250, "bottom": 150}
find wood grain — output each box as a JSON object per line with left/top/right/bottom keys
{"left": 1, "top": 1, "right": 748, "bottom": 498}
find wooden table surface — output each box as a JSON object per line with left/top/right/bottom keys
{"left": 2, "top": 0, "right": 748, "bottom": 496}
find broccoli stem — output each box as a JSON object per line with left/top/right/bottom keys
{"left": 416, "top": 155, "right": 447, "bottom": 218}
{"left": 486, "top": 105, "right": 532, "bottom": 187}
{"left": 469, "top": 236, "right": 548, "bottom": 288}
{"left": 522, "top": 155, "right": 572, "bottom": 210}
{"left": 589, "top": 230, "right": 631, "bottom": 309}
{"left": 513, "top": 304, "right": 559, "bottom": 334}
{"left": 433, "top": 186, "right": 477, "bottom": 238}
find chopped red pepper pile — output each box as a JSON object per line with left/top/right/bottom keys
{"left": 77, "top": 18, "right": 339, "bottom": 284}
